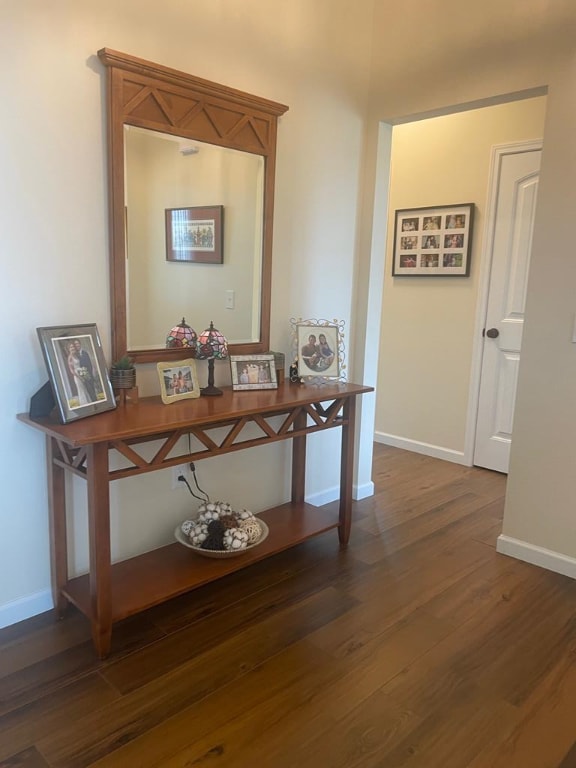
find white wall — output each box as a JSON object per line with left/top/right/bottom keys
{"left": 0, "top": 0, "right": 374, "bottom": 625}
{"left": 501, "top": 55, "right": 576, "bottom": 566}
{"left": 375, "top": 99, "right": 547, "bottom": 458}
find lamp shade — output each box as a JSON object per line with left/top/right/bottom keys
{"left": 166, "top": 317, "right": 198, "bottom": 350}
{"left": 196, "top": 321, "right": 228, "bottom": 360}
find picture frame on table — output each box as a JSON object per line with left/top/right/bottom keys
{"left": 157, "top": 359, "right": 201, "bottom": 404}
{"left": 36, "top": 323, "right": 116, "bottom": 423}
{"left": 230, "top": 354, "right": 278, "bottom": 390}
{"left": 165, "top": 205, "right": 224, "bottom": 264}
{"left": 296, "top": 322, "right": 341, "bottom": 379}
{"left": 392, "top": 203, "right": 474, "bottom": 277}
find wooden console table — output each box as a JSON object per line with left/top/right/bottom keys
{"left": 18, "top": 381, "right": 372, "bottom": 657}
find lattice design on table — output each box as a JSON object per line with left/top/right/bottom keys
{"left": 120, "top": 79, "right": 271, "bottom": 154}
{"left": 51, "top": 401, "right": 348, "bottom": 480}
{"left": 52, "top": 441, "right": 88, "bottom": 475}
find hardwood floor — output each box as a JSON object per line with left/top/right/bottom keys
{"left": 2, "top": 444, "right": 576, "bottom": 767}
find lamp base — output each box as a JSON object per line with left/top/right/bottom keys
{"left": 200, "top": 357, "right": 224, "bottom": 396}
{"left": 200, "top": 385, "right": 223, "bottom": 397}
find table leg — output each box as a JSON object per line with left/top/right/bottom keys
{"left": 86, "top": 442, "right": 113, "bottom": 658}
{"left": 47, "top": 437, "right": 68, "bottom": 617}
{"left": 338, "top": 396, "right": 356, "bottom": 547}
{"left": 291, "top": 408, "right": 307, "bottom": 504}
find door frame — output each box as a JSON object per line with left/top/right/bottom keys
{"left": 462, "top": 139, "right": 543, "bottom": 467}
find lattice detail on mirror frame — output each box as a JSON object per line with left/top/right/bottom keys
{"left": 120, "top": 79, "right": 272, "bottom": 153}
{"left": 98, "top": 48, "right": 287, "bottom": 156}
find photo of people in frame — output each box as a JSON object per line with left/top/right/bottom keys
{"left": 401, "top": 217, "right": 419, "bottom": 232}
{"left": 422, "top": 254, "right": 439, "bottom": 268}
{"left": 296, "top": 325, "right": 340, "bottom": 378}
{"left": 53, "top": 335, "right": 106, "bottom": 410}
{"left": 399, "top": 254, "right": 417, "bottom": 268}
{"left": 444, "top": 233, "right": 464, "bottom": 249}
{"left": 162, "top": 366, "right": 195, "bottom": 396}
{"left": 236, "top": 360, "right": 272, "bottom": 385}
{"left": 443, "top": 253, "right": 464, "bottom": 268}
{"left": 230, "top": 354, "right": 278, "bottom": 390}
{"left": 446, "top": 213, "right": 466, "bottom": 228}
{"left": 423, "top": 215, "right": 441, "bottom": 230}
{"left": 172, "top": 219, "right": 215, "bottom": 252}
{"left": 422, "top": 235, "right": 439, "bottom": 249}
{"left": 156, "top": 359, "right": 200, "bottom": 403}
{"left": 400, "top": 236, "right": 418, "bottom": 250}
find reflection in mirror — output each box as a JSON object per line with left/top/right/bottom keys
{"left": 124, "top": 127, "right": 264, "bottom": 350}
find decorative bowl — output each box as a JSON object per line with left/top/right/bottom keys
{"left": 174, "top": 517, "right": 269, "bottom": 559}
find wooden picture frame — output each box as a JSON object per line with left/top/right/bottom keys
{"left": 36, "top": 324, "right": 116, "bottom": 423}
{"left": 157, "top": 359, "right": 201, "bottom": 403}
{"left": 392, "top": 203, "right": 474, "bottom": 277}
{"left": 230, "top": 354, "right": 278, "bottom": 390}
{"left": 165, "top": 205, "right": 224, "bottom": 264}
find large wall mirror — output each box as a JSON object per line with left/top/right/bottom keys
{"left": 98, "top": 49, "right": 288, "bottom": 363}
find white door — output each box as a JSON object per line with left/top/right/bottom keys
{"left": 473, "top": 145, "right": 541, "bottom": 473}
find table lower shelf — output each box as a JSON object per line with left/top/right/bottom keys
{"left": 63, "top": 501, "right": 340, "bottom": 623}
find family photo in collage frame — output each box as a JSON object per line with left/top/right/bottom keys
{"left": 392, "top": 203, "right": 474, "bottom": 277}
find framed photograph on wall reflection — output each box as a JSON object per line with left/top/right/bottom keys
{"left": 165, "top": 205, "right": 224, "bottom": 264}
{"left": 392, "top": 203, "right": 474, "bottom": 277}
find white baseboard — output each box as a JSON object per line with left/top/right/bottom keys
{"left": 354, "top": 481, "right": 375, "bottom": 501}
{"left": 497, "top": 535, "right": 576, "bottom": 580}
{"left": 0, "top": 589, "right": 53, "bottom": 629}
{"left": 306, "top": 487, "right": 339, "bottom": 506}
{"left": 374, "top": 431, "right": 469, "bottom": 466}
{"left": 306, "top": 481, "right": 375, "bottom": 507}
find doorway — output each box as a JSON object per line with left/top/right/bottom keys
{"left": 368, "top": 96, "right": 547, "bottom": 475}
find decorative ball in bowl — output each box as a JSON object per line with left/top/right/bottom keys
{"left": 175, "top": 501, "right": 269, "bottom": 559}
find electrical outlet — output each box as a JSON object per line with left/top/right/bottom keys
{"left": 172, "top": 464, "right": 188, "bottom": 490}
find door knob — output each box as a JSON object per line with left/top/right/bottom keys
{"left": 486, "top": 328, "right": 499, "bottom": 338}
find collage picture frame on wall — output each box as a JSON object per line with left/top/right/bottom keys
{"left": 392, "top": 203, "right": 475, "bottom": 277}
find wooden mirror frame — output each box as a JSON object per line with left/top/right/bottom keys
{"left": 98, "top": 48, "right": 288, "bottom": 364}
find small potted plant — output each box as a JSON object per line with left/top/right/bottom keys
{"left": 110, "top": 354, "right": 136, "bottom": 391}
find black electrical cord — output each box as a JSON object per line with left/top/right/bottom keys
{"left": 189, "top": 462, "right": 210, "bottom": 502}
{"left": 184, "top": 434, "right": 210, "bottom": 503}
{"left": 178, "top": 473, "right": 209, "bottom": 503}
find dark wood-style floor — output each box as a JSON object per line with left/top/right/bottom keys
{"left": 2, "top": 444, "right": 576, "bottom": 768}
